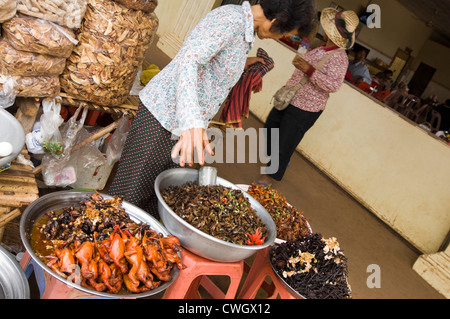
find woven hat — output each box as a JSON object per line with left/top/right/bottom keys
{"left": 321, "top": 8, "right": 359, "bottom": 49}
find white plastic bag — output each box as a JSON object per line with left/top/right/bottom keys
{"left": 41, "top": 106, "right": 87, "bottom": 187}
{"left": 0, "top": 75, "right": 16, "bottom": 109}
{"left": 39, "top": 98, "right": 64, "bottom": 157}
{"left": 25, "top": 121, "right": 45, "bottom": 154}
{"left": 106, "top": 114, "right": 131, "bottom": 164}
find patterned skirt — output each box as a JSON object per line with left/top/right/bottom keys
{"left": 108, "top": 102, "right": 179, "bottom": 219}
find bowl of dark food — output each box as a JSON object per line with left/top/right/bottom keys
{"left": 155, "top": 168, "right": 277, "bottom": 262}
{"left": 269, "top": 233, "right": 352, "bottom": 299}
{"left": 20, "top": 191, "right": 185, "bottom": 299}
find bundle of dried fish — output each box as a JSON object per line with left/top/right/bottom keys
{"left": 161, "top": 182, "right": 269, "bottom": 245}
{"left": 0, "top": 38, "right": 66, "bottom": 76}
{"left": 2, "top": 16, "right": 77, "bottom": 58}
{"left": 112, "top": 0, "right": 157, "bottom": 12}
{"left": 0, "top": 0, "right": 16, "bottom": 23}
{"left": 270, "top": 233, "right": 352, "bottom": 299}
{"left": 17, "top": 0, "right": 87, "bottom": 29}
{"left": 0, "top": 73, "right": 60, "bottom": 97}
{"left": 60, "top": 0, "right": 158, "bottom": 106}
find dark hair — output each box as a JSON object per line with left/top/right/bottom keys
{"left": 259, "top": 0, "right": 316, "bottom": 37}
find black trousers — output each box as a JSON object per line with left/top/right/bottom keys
{"left": 108, "top": 102, "right": 180, "bottom": 219}
{"left": 264, "top": 104, "right": 322, "bottom": 181}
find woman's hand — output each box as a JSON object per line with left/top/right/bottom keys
{"left": 245, "top": 57, "right": 266, "bottom": 70}
{"left": 292, "top": 55, "right": 311, "bottom": 73}
{"left": 171, "top": 128, "right": 214, "bottom": 167}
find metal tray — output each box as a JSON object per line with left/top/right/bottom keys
{"left": 20, "top": 190, "right": 180, "bottom": 299}
{"left": 0, "top": 108, "right": 25, "bottom": 167}
{"left": 0, "top": 246, "right": 30, "bottom": 299}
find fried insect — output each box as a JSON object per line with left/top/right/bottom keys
{"left": 247, "top": 183, "right": 310, "bottom": 241}
{"left": 161, "top": 182, "right": 269, "bottom": 245}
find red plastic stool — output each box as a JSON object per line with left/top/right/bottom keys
{"left": 162, "top": 249, "right": 244, "bottom": 299}
{"left": 19, "top": 251, "right": 103, "bottom": 299}
{"left": 238, "top": 247, "right": 298, "bottom": 299}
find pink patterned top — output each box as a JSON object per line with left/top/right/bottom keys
{"left": 286, "top": 45, "right": 348, "bottom": 112}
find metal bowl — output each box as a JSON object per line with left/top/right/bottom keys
{"left": 0, "top": 246, "right": 30, "bottom": 299}
{"left": 268, "top": 245, "right": 305, "bottom": 299}
{"left": 154, "top": 168, "right": 277, "bottom": 262}
{"left": 0, "top": 108, "right": 25, "bottom": 167}
{"left": 20, "top": 190, "right": 180, "bottom": 299}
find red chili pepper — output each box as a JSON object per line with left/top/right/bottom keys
{"left": 222, "top": 198, "right": 227, "bottom": 202}
{"left": 246, "top": 228, "right": 265, "bottom": 245}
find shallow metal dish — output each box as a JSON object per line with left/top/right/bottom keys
{"left": 268, "top": 245, "right": 305, "bottom": 299}
{"left": 154, "top": 168, "right": 277, "bottom": 262}
{"left": 0, "top": 108, "right": 25, "bottom": 167}
{"left": 20, "top": 190, "right": 179, "bottom": 299}
{"left": 0, "top": 246, "right": 30, "bottom": 299}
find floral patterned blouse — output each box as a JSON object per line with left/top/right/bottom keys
{"left": 139, "top": 2, "right": 255, "bottom": 136}
{"left": 286, "top": 45, "right": 349, "bottom": 112}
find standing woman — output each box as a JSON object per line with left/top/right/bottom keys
{"left": 108, "top": 0, "right": 316, "bottom": 219}
{"left": 258, "top": 8, "right": 360, "bottom": 186}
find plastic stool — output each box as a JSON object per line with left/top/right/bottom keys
{"left": 19, "top": 251, "right": 104, "bottom": 299}
{"left": 238, "top": 247, "right": 298, "bottom": 299}
{"left": 162, "top": 249, "right": 244, "bottom": 299}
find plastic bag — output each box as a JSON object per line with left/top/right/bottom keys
{"left": 25, "top": 121, "right": 45, "bottom": 154}
{"left": 60, "top": 0, "right": 158, "bottom": 106}
{"left": 0, "top": 0, "right": 16, "bottom": 23}
{"left": 17, "top": 0, "right": 87, "bottom": 29}
{"left": 0, "top": 38, "right": 67, "bottom": 76}
{"left": 40, "top": 98, "right": 64, "bottom": 157}
{"left": 106, "top": 114, "right": 131, "bottom": 164}
{"left": 140, "top": 64, "right": 160, "bottom": 85}
{"left": 2, "top": 16, "right": 78, "bottom": 58}
{"left": 112, "top": 0, "right": 158, "bottom": 13}
{"left": 41, "top": 106, "right": 88, "bottom": 187}
{"left": 0, "top": 75, "right": 16, "bottom": 109}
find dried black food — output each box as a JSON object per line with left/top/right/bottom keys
{"left": 161, "top": 182, "right": 269, "bottom": 245}
{"left": 270, "top": 233, "right": 352, "bottom": 299}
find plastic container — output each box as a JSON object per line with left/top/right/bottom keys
{"left": 70, "top": 154, "right": 114, "bottom": 190}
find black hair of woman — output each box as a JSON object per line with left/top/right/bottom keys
{"left": 259, "top": 0, "right": 317, "bottom": 37}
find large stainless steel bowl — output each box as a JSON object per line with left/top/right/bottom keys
{"left": 0, "top": 246, "right": 30, "bottom": 299}
{"left": 0, "top": 108, "right": 25, "bottom": 167}
{"left": 20, "top": 190, "right": 180, "bottom": 299}
{"left": 154, "top": 168, "right": 277, "bottom": 262}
